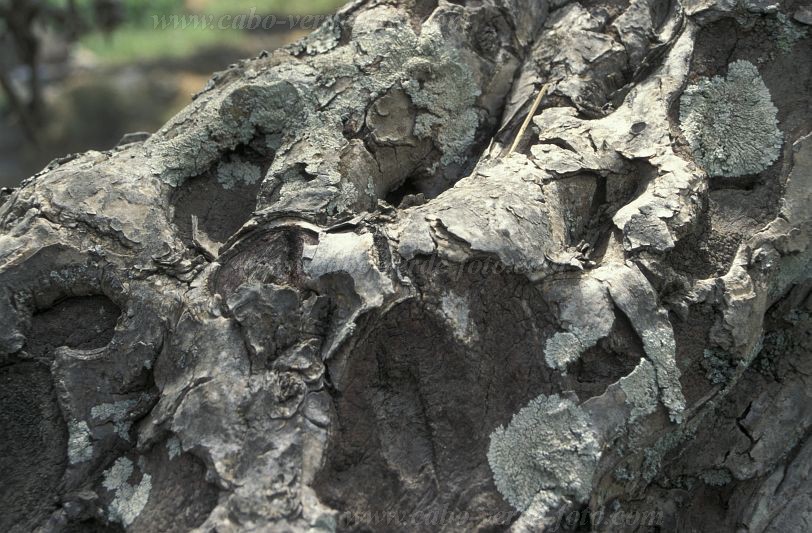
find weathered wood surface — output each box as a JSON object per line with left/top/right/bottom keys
{"left": 0, "top": 0, "right": 810, "bottom": 531}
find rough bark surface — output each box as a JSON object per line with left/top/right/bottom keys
{"left": 1, "top": 0, "right": 811, "bottom": 531}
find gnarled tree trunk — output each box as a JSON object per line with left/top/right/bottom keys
{"left": 1, "top": 0, "right": 811, "bottom": 531}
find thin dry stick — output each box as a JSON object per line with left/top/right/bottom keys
{"left": 507, "top": 81, "right": 552, "bottom": 156}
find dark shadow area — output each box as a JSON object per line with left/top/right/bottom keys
{"left": 25, "top": 295, "right": 121, "bottom": 360}
{"left": 0, "top": 363, "right": 68, "bottom": 532}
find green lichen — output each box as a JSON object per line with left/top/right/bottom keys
{"left": 754, "top": 329, "right": 790, "bottom": 377}
{"left": 613, "top": 465, "right": 634, "bottom": 482}
{"left": 642, "top": 427, "right": 696, "bottom": 483}
{"left": 765, "top": 12, "right": 807, "bottom": 53}
{"left": 679, "top": 60, "right": 783, "bottom": 177}
{"left": 786, "top": 308, "right": 811, "bottom": 323}
{"left": 700, "top": 468, "right": 732, "bottom": 487}
{"left": 487, "top": 394, "right": 600, "bottom": 511}
{"left": 702, "top": 348, "right": 736, "bottom": 385}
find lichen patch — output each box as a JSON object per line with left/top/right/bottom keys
{"left": 679, "top": 60, "right": 783, "bottom": 177}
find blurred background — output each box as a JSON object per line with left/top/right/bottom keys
{"left": 0, "top": 0, "right": 347, "bottom": 188}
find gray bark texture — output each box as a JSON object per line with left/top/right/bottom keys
{"left": 1, "top": 0, "right": 811, "bottom": 531}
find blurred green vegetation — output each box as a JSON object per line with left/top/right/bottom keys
{"left": 199, "top": 0, "right": 346, "bottom": 17}
{"left": 80, "top": 24, "right": 247, "bottom": 64}
{"left": 47, "top": 0, "right": 346, "bottom": 21}
{"left": 47, "top": 0, "right": 346, "bottom": 64}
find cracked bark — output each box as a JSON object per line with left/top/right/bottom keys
{"left": 1, "top": 0, "right": 811, "bottom": 531}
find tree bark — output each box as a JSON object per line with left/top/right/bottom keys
{"left": 1, "top": 0, "right": 811, "bottom": 531}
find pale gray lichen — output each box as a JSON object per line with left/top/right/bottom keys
{"left": 700, "top": 468, "right": 733, "bottom": 486}
{"left": 217, "top": 159, "right": 262, "bottom": 190}
{"left": 594, "top": 264, "right": 686, "bottom": 422}
{"left": 152, "top": 80, "right": 299, "bottom": 186}
{"left": 67, "top": 420, "right": 93, "bottom": 464}
{"left": 619, "top": 360, "right": 659, "bottom": 422}
{"left": 91, "top": 398, "right": 138, "bottom": 440}
{"left": 402, "top": 26, "right": 481, "bottom": 167}
{"left": 642, "top": 427, "right": 696, "bottom": 483}
{"left": 487, "top": 394, "right": 600, "bottom": 511}
{"left": 543, "top": 276, "right": 615, "bottom": 372}
{"left": 544, "top": 332, "right": 584, "bottom": 370}
{"left": 91, "top": 399, "right": 137, "bottom": 420}
{"left": 440, "top": 291, "right": 476, "bottom": 343}
{"left": 299, "top": 14, "right": 342, "bottom": 55}
{"left": 166, "top": 435, "right": 182, "bottom": 460}
{"left": 102, "top": 457, "right": 152, "bottom": 527}
{"left": 103, "top": 457, "right": 134, "bottom": 492}
{"left": 679, "top": 60, "right": 783, "bottom": 177}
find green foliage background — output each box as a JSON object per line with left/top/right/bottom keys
{"left": 41, "top": 0, "right": 346, "bottom": 64}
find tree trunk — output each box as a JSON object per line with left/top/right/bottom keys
{"left": 1, "top": 0, "right": 811, "bottom": 531}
